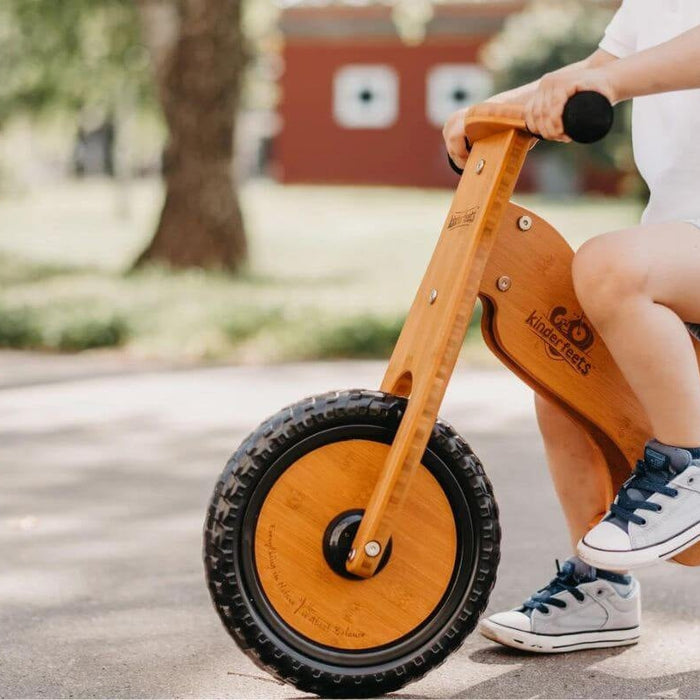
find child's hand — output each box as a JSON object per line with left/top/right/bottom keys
{"left": 442, "top": 108, "right": 470, "bottom": 170}
{"left": 524, "top": 68, "right": 617, "bottom": 141}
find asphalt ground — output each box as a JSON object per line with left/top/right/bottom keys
{"left": 1, "top": 354, "right": 699, "bottom": 698}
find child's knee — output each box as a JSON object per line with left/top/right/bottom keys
{"left": 572, "top": 231, "right": 648, "bottom": 318}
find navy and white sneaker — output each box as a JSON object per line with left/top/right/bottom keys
{"left": 480, "top": 557, "right": 640, "bottom": 653}
{"left": 578, "top": 438, "right": 700, "bottom": 570}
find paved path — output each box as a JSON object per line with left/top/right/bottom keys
{"left": 1, "top": 356, "right": 700, "bottom": 698}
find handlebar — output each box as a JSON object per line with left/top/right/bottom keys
{"left": 448, "top": 91, "right": 614, "bottom": 175}
{"left": 561, "top": 91, "right": 614, "bottom": 143}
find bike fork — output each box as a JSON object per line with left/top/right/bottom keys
{"left": 346, "top": 128, "right": 532, "bottom": 578}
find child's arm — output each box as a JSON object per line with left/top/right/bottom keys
{"left": 489, "top": 50, "right": 617, "bottom": 105}
{"left": 609, "top": 25, "right": 700, "bottom": 100}
{"left": 443, "top": 49, "right": 617, "bottom": 168}
{"left": 526, "top": 25, "right": 700, "bottom": 141}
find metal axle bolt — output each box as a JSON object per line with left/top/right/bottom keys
{"left": 347, "top": 548, "right": 356, "bottom": 562}
{"left": 364, "top": 541, "right": 381, "bottom": 557}
{"left": 475, "top": 159, "right": 485, "bottom": 174}
{"left": 429, "top": 288, "right": 438, "bottom": 304}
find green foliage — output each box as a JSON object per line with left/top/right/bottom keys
{"left": 52, "top": 315, "right": 129, "bottom": 351}
{"left": 222, "top": 307, "right": 284, "bottom": 341}
{"left": 310, "top": 314, "right": 406, "bottom": 359}
{"left": 0, "top": 0, "right": 153, "bottom": 124}
{"left": 0, "top": 302, "right": 128, "bottom": 352}
{"left": 0, "top": 181, "right": 642, "bottom": 361}
{"left": 304, "top": 305, "right": 482, "bottom": 360}
{"left": 0, "top": 307, "right": 41, "bottom": 349}
{"left": 482, "top": 0, "right": 634, "bottom": 173}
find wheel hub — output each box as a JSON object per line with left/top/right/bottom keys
{"left": 322, "top": 509, "right": 392, "bottom": 580}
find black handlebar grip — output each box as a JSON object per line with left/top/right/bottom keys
{"left": 562, "top": 91, "right": 614, "bottom": 144}
{"left": 447, "top": 91, "right": 613, "bottom": 175}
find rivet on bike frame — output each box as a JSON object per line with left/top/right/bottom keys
{"left": 518, "top": 215, "right": 532, "bottom": 231}
{"left": 497, "top": 276, "right": 511, "bottom": 292}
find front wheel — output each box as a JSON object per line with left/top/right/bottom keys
{"left": 203, "top": 389, "right": 500, "bottom": 697}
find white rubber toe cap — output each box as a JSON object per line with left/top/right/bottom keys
{"left": 581, "top": 521, "right": 632, "bottom": 552}
{"left": 485, "top": 609, "right": 532, "bottom": 633}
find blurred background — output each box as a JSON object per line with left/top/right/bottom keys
{"left": 9, "top": 6, "right": 700, "bottom": 697}
{"left": 0, "top": 0, "right": 643, "bottom": 366}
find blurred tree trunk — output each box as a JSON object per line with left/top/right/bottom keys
{"left": 134, "top": 0, "right": 247, "bottom": 270}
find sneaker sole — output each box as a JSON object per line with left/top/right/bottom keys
{"left": 578, "top": 521, "right": 700, "bottom": 571}
{"left": 479, "top": 619, "right": 640, "bottom": 654}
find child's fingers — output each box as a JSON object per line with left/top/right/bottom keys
{"left": 544, "top": 89, "right": 567, "bottom": 139}
{"left": 447, "top": 136, "right": 469, "bottom": 168}
{"left": 537, "top": 88, "right": 573, "bottom": 141}
{"left": 448, "top": 150, "right": 467, "bottom": 169}
{"left": 535, "top": 111, "right": 557, "bottom": 140}
{"left": 534, "top": 91, "right": 555, "bottom": 138}
{"left": 540, "top": 118, "right": 560, "bottom": 140}
{"left": 442, "top": 110, "right": 470, "bottom": 168}
{"left": 449, "top": 135, "right": 469, "bottom": 164}
{"left": 524, "top": 95, "right": 541, "bottom": 136}
{"left": 523, "top": 88, "right": 573, "bottom": 141}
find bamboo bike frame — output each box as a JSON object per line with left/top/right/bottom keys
{"left": 346, "top": 104, "right": 700, "bottom": 577}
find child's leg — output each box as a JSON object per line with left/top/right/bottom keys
{"left": 479, "top": 391, "right": 641, "bottom": 655}
{"left": 534, "top": 393, "right": 611, "bottom": 551}
{"left": 534, "top": 222, "right": 700, "bottom": 550}
{"left": 572, "top": 221, "right": 700, "bottom": 446}
{"left": 481, "top": 402, "right": 641, "bottom": 654}
{"left": 572, "top": 221, "right": 700, "bottom": 569}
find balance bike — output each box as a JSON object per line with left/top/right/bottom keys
{"left": 203, "top": 93, "right": 700, "bottom": 698}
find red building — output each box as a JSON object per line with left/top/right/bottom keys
{"left": 276, "top": 1, "right": 525, "bottom": 188}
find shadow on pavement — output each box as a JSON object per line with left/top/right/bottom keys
{"left": 459, "top": 645, "right": 700, "bottom": 699}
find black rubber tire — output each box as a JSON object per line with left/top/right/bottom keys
{"left": 203, "top": 389, "right": 500, "bottom": 698}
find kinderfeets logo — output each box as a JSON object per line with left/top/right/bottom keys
{"left": 525, "top": 305, "right": 594, "bottom": 376}
{"left": 447, "top": 206, "right": 480, "bottom": 230}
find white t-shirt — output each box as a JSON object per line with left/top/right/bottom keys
{"left": 599, "top": 0, "right": 700, "bottom": 224}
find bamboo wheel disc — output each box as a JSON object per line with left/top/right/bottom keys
{"left": 254, "top": 439, "right": 458, "bottom": 650}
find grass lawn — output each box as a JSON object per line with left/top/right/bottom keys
{"left": 0, "top": 178, "right": 643, "bottom": 362}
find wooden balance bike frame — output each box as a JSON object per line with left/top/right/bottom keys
{"left": 346, "top": 102, "right": 700, "bottom": 577}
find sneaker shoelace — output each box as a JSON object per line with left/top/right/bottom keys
{"left": 610, "top": 457, "right": 679, "bottom": 526}
{"left": 522, "top": 560, "right": 587, "bottom": 614}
